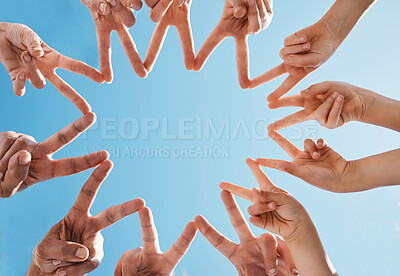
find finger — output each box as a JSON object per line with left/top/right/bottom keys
{"left": 284, "top": 32, "right": 307, "bottom": 47}
{"left": 46, "top": 73, "right": 91, "bottom": 114}
{"left": 325, "top": 94, "right": 344, "bottom": 129}
{"left": 127, "top": 0, "right": 143, "bottom": 10}
{"left": 279, "top": 43, "right": 310, "bottom": 59}
{"left": 149, "top": 0, "right": 174, "bottom": 22}
{"left": 247, "top": 0, "right": 261, "bottom": 34}
{"left": 13, "top": 71, "right": 27, "bottom": 96}
{"left": 108, "top": 0, "right": 136, "bottom": 28}
{"left": 40, "top": 112, "right": 97, "bottom": 154}
{"left": 276, "top": 236, "right": 298, "bottom": 276}
{"left": 258, "top": 234, "right": 278, "bottom": 276}
{"left": 58, "top": 55, "right": 104, "bottom": 83}
{"left": 314, "top": 92, "right": 338, "bottom": 126}
{"left": 0, "top": 131, "right": 19, "bottom": 161}
{"left": 164, "top": 221, "right": 197, "bottom": 265}
{"left": 248, "top": 202, "right": 276, "bottom": 216}
{"left": 233, "top": 0, "right": 247, "bottom": 18}
{"left": 255, "top": 159, "right": 307, "bottom": 180}
{"left": 267, "top": 111, "right": 309, "bottom": 132}
{"left": 252, "top": 187, "right": 288, "bottom": 206}
{"left": 96, "top": 28, "right": 113, "bottom": 83}
{"left": 221, "top": 191, "right": 254, "bottom": 242}
{"left": 194, "top": 26, "right": 226, "bottom": 71}
{"left": 0, "top": 135, "right": 35, "bottom": 177}
{"left": 121, "top": 248, "right": 142, "bottom": 276}
{"left": 246, "top": 158, "right": 282, "bottom": 193}
{"left": 249, "top": 63, "right": 286, "bottom": 89}
{"left": 94, "top": 198, "right": 145, "bottom": 231}
{"left": 138, "top": 206, "right": 161, "bottom": 254}
{"left": 316, "top": 138, "right": 327, "bottom": 150}
{"left": 0, "top": 151, "right": 30, "bottom": 198}
{"left": 301, "top": 81, "right": 332, "bottom": 96}
{"left": 219, "top": 182, "right": 254, "bottom": 203}
{"left": 81, "top": 0, "right": 111, "bottom": 15}
{"left": 16, "top": 25, "right": 44, "bottom": 57}
{"left": 235, "top": 37, "right": 250, "bottom": 89}
{"left": 284, "top": 53, "right": 323, "bottom": 68}
{"left": 256, "top": 0, "right": 267, "bottom": 22}
{"left": 39, "top": 240, "right": 89, "bottom": 262}
{"left": 267, "top": 74, "right": 304, "bottom": 102}
{"left": 177, "top": 20, "right": 195, "bottom": 71}
{"left": 268, "top": 95, "right": 304, "bottom": 109}
{"left": 73, "top": 160, "right": 113, "bottom": 212}
{"left": 304, "top": 139, "right": 320, "bottom": 160}
{"left": 56, "top": 259, "right": 101, "bottom": 276}
{"left": 117, "top": 27, "right": 148, "bottom": 78}
{"left": 194, "top": 215, "right": 237, "bottom": 259}
{"left": 268, "top": 131, "right": 301, "bottom": 159}
{"left": 21, "top": 51, "right": 46, "bottom": 89}
{"left": 143, "top": 22, "right": 169, "bottom": 73}
{"left": 51, "top": 150, "right": 109, "bottom": 178}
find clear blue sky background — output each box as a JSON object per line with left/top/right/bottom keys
{"left": 1, "top": 0, "right": 400, "bottom": 275}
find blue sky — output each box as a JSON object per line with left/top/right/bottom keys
{"left": 1, "top": 0, "right": 400, "bottom": 275}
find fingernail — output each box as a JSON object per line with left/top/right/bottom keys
{"left": 331, "top": 92, "right": 338, "bottom": 98}
{"left": 302, "top": 89, "right": 309, "bottom": 93}
{"left": 312, "top": 152, "right": 319, "bottom": 158}
{"left": 53, "top": 260, "right": 61, "bottom": 266}
{"left": 18, "top": 72, "right": 26, "bottom": 81}
{"left": 100, "top": 3, "right": 108, "bottom": 14}
{"left": 19, "top": 154, "right": 30, "bottom": 165}
{"left": 33, "top": 46, "right": 43, "bottom": 53}
{"left": 285, "top": 57, "right": 292, "bottom": 64}
{"left": 75, "top": 248, "right": 87, "bottom": 259}
{"left": 292, "top": 268, "right": 299, "bottom": 275}
{"left": 106, "top": 0, "right": 116, "bottom": 7}
{"left": 268, "top": 202, "right": 274, "bottom": 209}
{"left": 23, "top": 54, "right": 32, "bottom": 62}
{"left": 58, "top": 271, "right": 66, "bottom": 276}
{"left": 337, "top": 95, "right": 343, "bottom": 102}
{"left": 303, "top": 43, "right": 309, "bottom": 49}
{"left": 268, "top": 268, "right": 277, "bottom": 275}
{"left": 299, "top": 36, "right": 306, "bottom": 42}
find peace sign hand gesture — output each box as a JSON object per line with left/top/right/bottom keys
{"left": 28, "top": 161, "right": 146, "bottom": 276}
{"left": 114, "top": 207, "right": 197, "bottom": 276}
{"left": 195, "top": 189, "right": 298, "bottom": 276}
{"left": 0, "top": 113, "right": 108, "bottom": 198}
{"left": 195, "top": 0, "right": 273, "bottom": 89}
{"left": 81, "top": 0, "right": 148, "bottom": 82}
{"left": 0, "top": 23, "right": 104, "bottom": 114}
{"left": 144, "top": 0, "right": 195, "bottom": 73}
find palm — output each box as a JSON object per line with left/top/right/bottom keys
{"left": 120, "top": 250, "right": 176, "bottom": 275}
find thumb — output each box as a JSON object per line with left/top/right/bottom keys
{"left": 19, "top": 26, "right": 44, "bottom": 57}
{"left": 0, "top": 150, "right": 31, "bottom": 198}
{"left": 37, "top": 239, "right": 90, "bottom": 263}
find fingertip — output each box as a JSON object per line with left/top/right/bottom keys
{"left": 312, "top": 152, "right": 320, "bottom": 159}
{"left": 17, "top": 150, "right": 31, "bottom": 166}
{"left": 234, "top": 7, "right": 247, "bottom": 18}
{"left": 136, "top": 198, "right": 146, "bottom": 209}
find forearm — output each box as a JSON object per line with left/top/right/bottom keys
{"left": 286, "top": 221, "right": 337, "bottom": 276}
{"left": 346, "top": 149, "right": 400, "bottom": 191}
{"left": 27, "top": 262, "right": 44, "bottom": 276}
{"left": 320, "top": 0, "right": 376, "bottom": 43}
{"left": 358, "top": 88, "right": 400, "bottom": 132}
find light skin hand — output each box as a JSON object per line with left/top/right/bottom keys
{"left": 0, "top": 22, "right": 103, "bottom": 114}
{"left": 144, "top": 0, "right": 195, "bottom": 72}
{"left": 195, "top": 190, "right": 298, "bottom": 276}
{"left": 251, "top": 0, "right": 377, "bottom": 100}
{"left": 81, "top": 0, "right": 148, "bottom": 82}
{"left": 194, "top": 0, "right": 273, "bottom": 89}
{"left": 27, "top": 161, "right": 146, "bottom": 276}
{"left": 220, "top": 159, "right": 337, "bottom": 276}
{"left": 0, "top": 112, "right": 109, "bottom": 198}
{"left": 114, "top": 207, "right": 197, "bottom": 276}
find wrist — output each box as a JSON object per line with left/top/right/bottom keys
{"left": 27, "top": 262, "right": 43, "bottom": 276}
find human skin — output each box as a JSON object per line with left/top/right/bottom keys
{"left": 114, "top": 207, "right": 197, "bottom": 276}
{"left": 0, "top": 22, "right": 103, "bottom": 114}
{"left": 258, "top": 131, "right": 400, "bottom": 193}
{"left": 195, "top": 189, "right": 298, "bottom": 276}
{"left": 27, "top": 161, "right": 145, "bottom": 276}
{"left": 144, "top": 0, "right": 195, "bottom": 73}
{"left": 194, "top": 0, "right": 273, "bottom": 89}
{"left": 220, "top": 158, "right": 338, "bottom": 276}
{"left": 0, "top": 113, "right": 108, "bottom": 198}
{"left": 81, "top": 0, "right": 148, "bottom": 82}
{"left": 267, "top": 81, "right": 400, "bottom": 132}
{"left": 250, "top": 0, "right": 377, "bottom": 100}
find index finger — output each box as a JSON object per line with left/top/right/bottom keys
{"left": 96, "top": 28, "right": 113, "bottom": 83}
{"left": 58, "top": 55, "right": 104, "bottom": 83}
{"left": 268, "top": 131, "right": 301, "bottom": 159}
{"left": 164, "top": 221, "right": 197, "bottom": 265}
{"left": 176, "top": 20, "right": 195, "bottom": 71}
{"left": 219, "top": 182, "right": 254, "bottom": 203}
{"left": 40, "top": 113, "right": 96, "bottom": 154}
{"left": 221, "top": 191, "right": 254, "bottom": 242}
{"left": 235, "top": 37, "right": 250, "bottom": 89}
{"left": 138, "top": 207, "right": 161, "bottom": 254}
{"left": 284, "top": 32, "right": 307, "bottom": 47}
{"left": 267, "top": 74, "right": 304, "bottom": 102}
{"left": 246, "top": 158, "right": 282, "bottom": 192}
{"left": 194, "top": 26, "right": 226, "bottom": 71}
{"left": 249, "top": 63, "right": 286, "bottom": 89}
{"left": 73, "top": 160, "right": 113, "bottom": 213}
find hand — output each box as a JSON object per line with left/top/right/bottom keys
{"left": 250, "top": 20, "right": 340, "bottom": 100}
{"left": 28, "top": 161, "right": 146, "bottom": 276}
{"left": 268, "top": 81, "right": 365, "bottom": 131}
{"left": 144, "top": 0, "right": 195, "bottom": 72}
{"left": 114, "top": 207, "right": 197, "bottom": 276}
{"left": 195, "top": 190, "right": 298, "bottom": 276}
{"left": 0, "top": 112, "right": 108, "bottom": 198}
{"left": 81, "top": 0, "right": 148, "bottom": 82}
{"left": 194, "top": 0, "right": 273, "bottom": 89}
{"left": 257, "top": 131, "right": 352, "bottom": 193}
{"left": 0, "top": 22, "right": 103, "bottom": 114}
